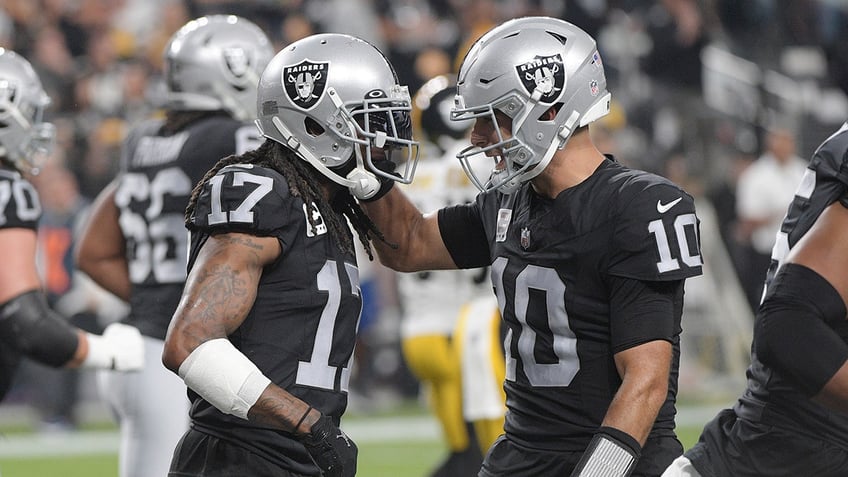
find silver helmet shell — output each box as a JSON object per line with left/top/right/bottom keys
{"left": 255, "top": 33, "right": 418, "bottom": 199}
{"left": 452, "top": 16, "right": 611, "bottom": 193}
{"left": 164, "top": 15, "right": 274, "bottom": 121}
{"left": 0, "top": 49, "right": 55, "bottom": 174}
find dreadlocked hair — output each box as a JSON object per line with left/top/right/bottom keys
{"left": 185, "top": 139, "right": 391, "bottom": 259}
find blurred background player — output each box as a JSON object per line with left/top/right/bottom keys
{"left": 74, "top": 16, "right": 274, "bottom": 477}
{"left": 455, "top": 294, "right": 506, "bottom": 462}
{"left": 396, "top": 74, "right": 505, "bottom": 476}
{"left": 663, "top": 122, "right": 848, "bottom": 476}
{"left": 0, "top": 48, "right": 143, "bottom": 400}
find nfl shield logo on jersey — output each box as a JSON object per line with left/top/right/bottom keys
{"left": 303, "top": 202, "right": 327, "bottom": 237}
{"left": 520, "top": 227, "right": 531, "bottom": 250}
{"left": 284, "top": 60, "right": 328, "bottom": 109}
{"left": 515, "top": 54, "right": 565, "bottom": 104}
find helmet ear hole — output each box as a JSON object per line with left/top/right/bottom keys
{"left": 304, "top": 116, "right": 325, "bottom": 136}
{"left": 538, "top": 104, "right": 561, "bottom": 122}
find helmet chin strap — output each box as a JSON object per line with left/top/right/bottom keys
{"left": 493, "top": 86, "right": 578, "bottom": 193}
{"left": 497, "top": 109, "right": 581, "bottom": 194}
{"left": 265, "top": 116, "right": 381, "bottom": 200}
{"left": 511, "top": 88, "right": 544, "bottom": 133}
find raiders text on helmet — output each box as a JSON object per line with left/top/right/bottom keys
{"left": 451, "top": 16, "right": 611, "bottom": 193}
{"left": 164, "top": 15, "right": 274, "bottom": 121}
{"left": 255, "top": 33, "right": 419, "bottom": 199}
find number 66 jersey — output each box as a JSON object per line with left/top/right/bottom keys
{"left": 437, "top": 156, "right": 703, "bottom": 457}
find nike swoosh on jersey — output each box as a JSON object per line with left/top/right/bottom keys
{"left": 656, "top": 197, "right": 683, "bottom": 213}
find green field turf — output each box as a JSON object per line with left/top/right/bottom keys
{"left": 0, "top": 424, "right": 705, "bottom": 477}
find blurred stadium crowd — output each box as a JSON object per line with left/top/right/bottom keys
{"left": 2, "top": 0, "right": 848, "bottom": 431}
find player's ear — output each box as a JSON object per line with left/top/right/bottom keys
{"left": 541, "top": 105, "right": 559, "bottom": 121}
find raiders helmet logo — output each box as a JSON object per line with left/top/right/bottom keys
{"left": 221, "top": 47, "right": 254, "bottom": 91}
{"left": 223, "top": 47, "right": 250, "bottom": 78}
{"left": 515, "top": 54, "right": 565, "bottom": 104}
{"left": 283, "top": 60, "right": 329, "bottom": 110}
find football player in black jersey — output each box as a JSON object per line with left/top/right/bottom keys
{"left": 0, "top": 49, "right": 143, "bottom": 400}
{"left": 161, "top": 33, "right": 418, "bottom": 477}
{"left": 358, "top": 17, "right": 704, "bottom": 477}
{"left": 664, "top": 123, "right": 848, "bottom": 477}
{"left": 75, "top": 16, "right": 274, "bottom": 477}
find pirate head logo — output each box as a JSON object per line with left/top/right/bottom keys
{"left": 516, "top": 54, "right": 565, "bottom": 104}
{"left": 283, "top": 60, "right": 328, "bottom": 110}
{"left": 222, "top": 47, "right": 252, "bottom": 90}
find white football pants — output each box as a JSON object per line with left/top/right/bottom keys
{"left": 98, "top": 336, "right": 190, "bottom": 477}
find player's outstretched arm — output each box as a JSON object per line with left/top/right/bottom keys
{"left": 162, "top": 232, "right": 356, "bottom": 476}
{"left": 571, "top": 338, "right": 674, "bottom": 477}
{"left": 359, "top": 187, "right": 456, "bottom": 272}
{"left": 756, "top": 202, "right": 848, "bottom": 412}
{"left": 76, "top": 180, "right": 131, "bottom": 302}
{"left": 0, "top": 225, "right": 142, "bottom": 372}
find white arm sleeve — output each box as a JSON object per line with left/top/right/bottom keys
{"left": 178, "top": 338, "right": 272, "bottom": 420}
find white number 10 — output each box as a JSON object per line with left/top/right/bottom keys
{"left": 648, "top": 213, "right": 701, "bottom": 273}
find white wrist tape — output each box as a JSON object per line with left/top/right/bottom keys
{"left": 178, "top": 338, "right": 272, "bottom": 420}
{"left": 82, "top": 323, "right": 145, "bottom": 371}
{"left": 571, "top": 428, "right": 640, "bottom": 477}
{"left": 82, "top": 332, "right": 112, "bottom": 369}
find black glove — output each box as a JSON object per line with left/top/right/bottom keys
{"left": 358, "top": 157, "right": 400, "bottom": 202}
{"left": 300, "top": 413, "right": 358, "bottom": 477}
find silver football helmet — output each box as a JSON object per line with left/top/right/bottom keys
{"left": 255, "top": 33, "right": 419, "bottom": 200}
{"left": 452, "top": 16, "right": 611, "bottom": 193}
{"left": 164, "top": 15, "right": 274, "bottom": 121}
{"left": 0, "top": 49, "right": 55, "bottom": 174}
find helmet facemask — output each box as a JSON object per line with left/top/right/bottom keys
{"left": 345, "top": 86, "right": 418, "bottom": 184}
{"left": 0, "top": 59, "right": 56, "bottom": 175}
{"left": 451, "top": 92, "right": 543, "bottom": 194}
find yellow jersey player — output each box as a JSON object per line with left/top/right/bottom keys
{"left": 398, "top": 75, "right": 506, "bottom": 476}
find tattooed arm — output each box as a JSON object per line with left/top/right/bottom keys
{"left": 162, "top": 232, "right": 319, "bottom": 434}
{"left": 164, "top": 232, "right": 274, "bottom": 357}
